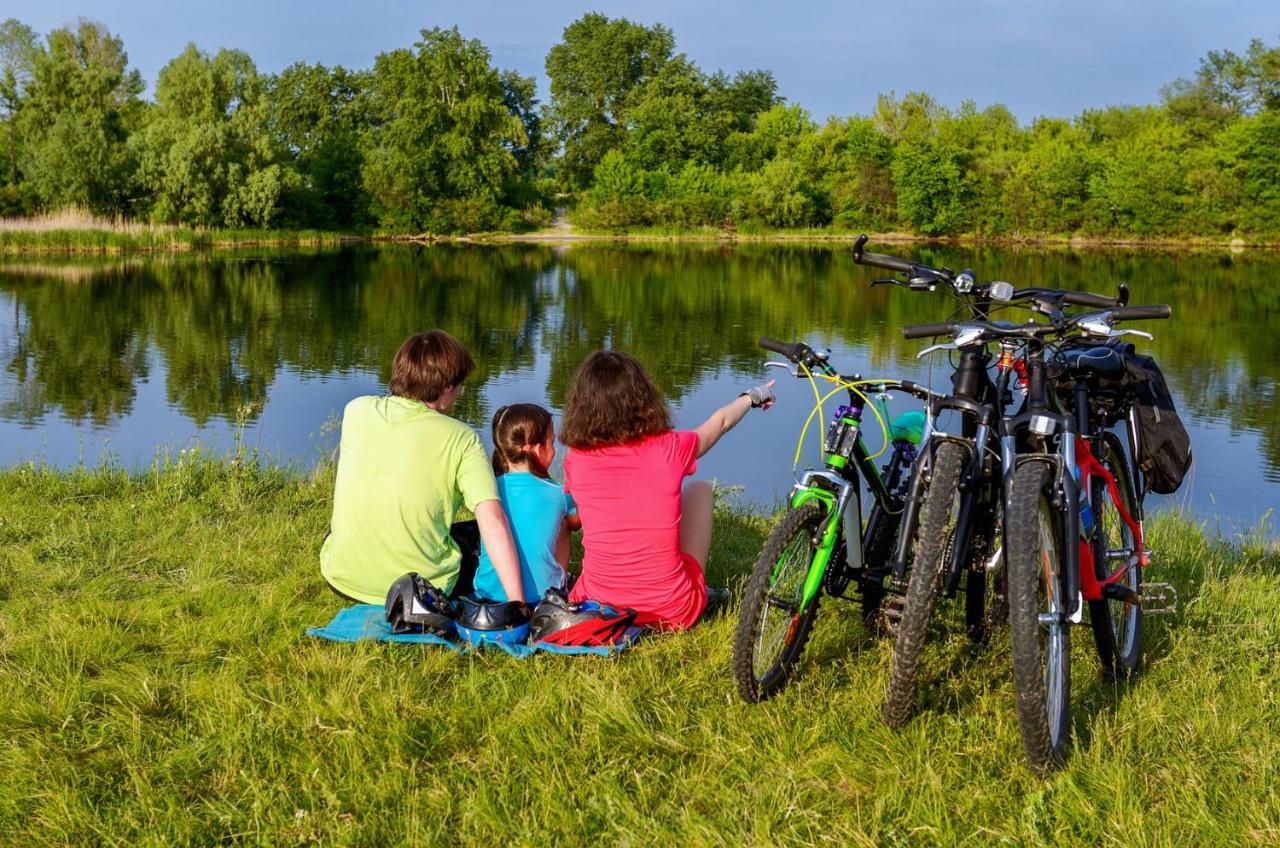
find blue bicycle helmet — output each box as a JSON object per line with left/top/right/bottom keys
{"left": 454, "top": 595, "right": 532, "bottom": 646}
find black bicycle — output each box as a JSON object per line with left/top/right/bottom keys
{"left": 898, "top": 302, "right": 1174, "bottom": 773}
{"left": 851, "top": 238, "right": 1129, "bottom": 727}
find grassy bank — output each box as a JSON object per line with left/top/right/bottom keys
{"left": 0, "top": 211, "right": 353, "bottom": 254}
{"left": 4, "top": 209, "right": 1278, "bottom": 254}
{"left": 485, "top": 224, "right": 1279, "bottom": 250}
{"left": 1, "top": 457, "right": 1277, "bottom": 845}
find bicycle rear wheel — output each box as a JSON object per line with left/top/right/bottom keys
{"left": 964, "top": 505, "right": 1006, "bottom": 645}
{"left": 732, "top": 503, "right": 825, "bottom": 702}
{"left": 1007, "top": 460, "right": 1071, "bottom": 775}
{"left": 1088, "top": 433, "right": 1142, "bottom": 679}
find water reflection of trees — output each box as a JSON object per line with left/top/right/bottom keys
{"left": 1, "top": 246, "right": 558, "bottom": 427}
{"left": 1, "top": 243, "right": 1277, "bottom": 473}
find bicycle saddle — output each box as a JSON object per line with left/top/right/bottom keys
{"left": 1061, "top": 344, "right": 1125, "bottom": 377}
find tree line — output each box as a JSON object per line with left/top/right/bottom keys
{"left": 0, "top": 14, "right": 1277, "bottom": 237}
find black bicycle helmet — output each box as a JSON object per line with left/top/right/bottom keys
{"left": 384, "top": 573, "right": 456, "bottom": 637}
{"left": 455, "top": 596, "right": 532, "bottom": 645}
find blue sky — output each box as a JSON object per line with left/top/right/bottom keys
{"left": 7, "top": 1, "right": 1278, "bottom": 122}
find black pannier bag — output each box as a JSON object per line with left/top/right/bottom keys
{"left": 1121, "top": 348, "right": 1193, "bottom": 494}
{"left": 1054, "top": 339, "right": 1193, "bottom": 495}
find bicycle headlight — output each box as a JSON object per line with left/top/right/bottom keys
{"left": 988, "top": 281, "right": 1014, "bottom": 301}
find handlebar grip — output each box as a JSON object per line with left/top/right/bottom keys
{"left": 902, "top": 322, "right": 956, "bottom": 340}
{"left": 1111, "top": 304, "right": 1171, "bottom": 321}
{"left": 759, "top": 336, "right": 802, "bottom": 358}
{"left": 1061, "top": 290, "right": 1120, "bottom": 308}
{"left": 853, "top": 233, "right": 915, "bottom": 274}
{"left": 856, "top": 250, "right": 915, "bottom": 275}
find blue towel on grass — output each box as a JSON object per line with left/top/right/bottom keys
{"left": 306, "top": 604, "right": 643, "bottom": 657}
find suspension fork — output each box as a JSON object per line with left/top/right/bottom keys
{"left": 790, "top": 470, "right": 860, "bottom": 611}
{"left": 1023, "top": 343, "right": 1082, "bottom": 617}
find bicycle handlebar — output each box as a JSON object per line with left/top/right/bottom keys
{"left": 852, "top": 235, "right": 916, "bottom": 274}
{"left": 758, "top": 336, "right": 805, "bottom": 359}
{"left": 855, "top": 234, "right": 1125, "bottom": 310}
{"left": 1111, "top": 305, "right": 1171, "bottom": 321}
{"left": 902, "top": 322, "right": 959, "bottom": 340}
{"left": 902, "top": 303, "right": 1172, "bottom": 343}
{"left": 1057, "top": 290, "right": 1120, "bottom": 309}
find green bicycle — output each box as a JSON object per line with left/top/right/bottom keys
{"left": 731, "top": 336, "right": 933, "bottom": 702}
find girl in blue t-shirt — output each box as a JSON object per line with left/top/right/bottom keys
{"left": 473, "top": 404, "right": 581, "bottom": 604}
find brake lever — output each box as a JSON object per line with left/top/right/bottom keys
{"left": 1110, "top": 328, "right": 1153, "bottom": 340}
{"left": 916, "top": 343, "right": 957, "bottom": 359}
{"left": 765, "top": 360, "right": 804, "bottom": 378}
{"left": 871, "top": 278, "right": 899, "bottom": 287}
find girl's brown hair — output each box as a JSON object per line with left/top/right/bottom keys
{"left": 491, "top": 403, "right": 555, "bottom": 477}
{"left": 389, "top": 330, "right": 475, "bottom": 404}
{"left": 559, "top": 350, "right": 672, "bottom": 449}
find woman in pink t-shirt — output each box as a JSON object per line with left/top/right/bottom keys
{"left": 559, "top": 350, "right": 774, "bottom": 630}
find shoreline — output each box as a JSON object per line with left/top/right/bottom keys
{"left": 466, "top": 229, "right": 1278, "bottom": 251}
{"left": 2, "top": 228, "right": 1278, "bottom": 255}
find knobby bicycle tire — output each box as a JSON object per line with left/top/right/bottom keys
{"left": 882, "top": 441, "right": 968, "bottom": 727}
{"left": 732, "top": 503, "right": 825, "bottom": 703}
{"left": 1007, "top": 460, "right": 1072, "bottom": 775}
{"left": 1088, "top": 432, "right": 1143, "bottom": 679}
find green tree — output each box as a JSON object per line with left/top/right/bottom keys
{"left": 359, "top": 27, "right": 529, "bottom": 232}
{"left": 17, "top": 19, "right": 143, "bottom": 213}
{"left": 132, "top": 44, "right": 292, "bottom": 227}
{"left": 544, "top": 13, "right": 674, "bottom": 190}
{"left": 1163, "top": 37, "right": 1280, "bottom": 130}
{"left": 813, "top": 117, "right": 896, "bottom": 230}
{"left": 892, "top": 137, "right": 970, "bottom": 236}
{"left": 1234, "top": 111, "right": 1280, "bottom": 233}
{"left": 707, "top": 69, "right": 781, "bottom": 133}
{"left": 265, "top": 61, "right": 368, "bottom": 227}
{"left": 1002, "top": 119, "right": 1095, "bottom": 234}
{"left": 0, "top": 18, "right": 37, "bottom": 185}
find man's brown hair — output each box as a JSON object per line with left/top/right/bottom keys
{"left": 389, "top": 330, "right": 475, "bottom": 404}
{"left": 559, "top": 350, "right": 672, "bottom": 449}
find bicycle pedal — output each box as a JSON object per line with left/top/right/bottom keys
{"left": 1139, "top": 582, "right": 1178, "bottom": 615}
{"left": 881, "top": 597, "right": 906, "bottom": 637}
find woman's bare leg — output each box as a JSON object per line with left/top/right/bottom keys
{"left": 679, "top": 479, "right": 715, "bottom": 568}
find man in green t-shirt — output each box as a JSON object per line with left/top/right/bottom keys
{"left": 320, "top": 330, "right": 524, "bottom": 605}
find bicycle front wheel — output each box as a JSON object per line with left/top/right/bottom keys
{"left": 882, "top": 441, "right": 967, "bottom": 727}
{"left": 732, "top": 503, "right": 826, "bottom": 703}
{"left": 1007, "top": 460, "right": 1071, "bottom": 775}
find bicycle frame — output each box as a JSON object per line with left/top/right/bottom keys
{"left": 890, "top": 347, "right": 1004, "bottom": 596}
{"left": 783, "top": 381, "right": 917, "bottom": 613}
{"left": 1071, "top": 384, "right": 1148, "bottom": 602}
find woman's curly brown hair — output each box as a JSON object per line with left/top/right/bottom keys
{"left": 559, "top": 350, "right": 672, "bottom": 449}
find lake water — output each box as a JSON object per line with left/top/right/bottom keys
{"left": 1, "top": 243, "right": 1276, "bottom": 538}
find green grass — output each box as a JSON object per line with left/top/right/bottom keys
{"left": 0, "top": 227, "right": 350, "bottom": 254}
{"left": 1, "top": 455, "right": 1277, "bottom": 845}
